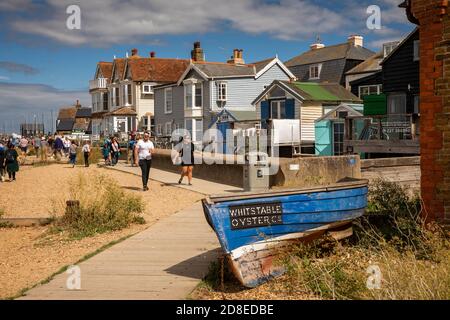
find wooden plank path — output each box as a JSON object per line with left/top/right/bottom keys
{"left": 20, "top": 163, "right": 243, "bottom": 300}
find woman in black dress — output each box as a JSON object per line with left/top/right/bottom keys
{"left": 177, "top": 135, "right": 195, "bottom": 186}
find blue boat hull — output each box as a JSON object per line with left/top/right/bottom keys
{"left": 202, "top": 180, "right": 368, "bottom": 287}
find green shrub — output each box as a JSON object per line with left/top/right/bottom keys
{"left": 55, "top": 172, "right": 145, "bottom": 238}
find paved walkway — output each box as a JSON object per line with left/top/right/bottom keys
{"left": 20, "top": 162, "right": 242, "bottom": 300}
{"left": 103, "top": 162, "right": 243, "bottom": 195}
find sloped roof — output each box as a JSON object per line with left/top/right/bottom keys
{"left": 57, "top": 107, "right": 77, "bottom": 120}
{"left": 284, "top": 43, "right": 375, "bottom": 67}
{"left": 56, "top": 119, "right": 75, "bottom": 131}
{"left": 112, "top": 58, "right": 126, "bottom": 80}
{"left": 346, "top": 51, "right": 383, "bottom": 75}
{"left": 75, "top": 107, "right": 92, "bottom": 118}
{"left": 98, "top": 62, "right": 113, "bottom": 79}
{"left": 252, "top": 57, "right": 276, "bottom": 73}
{"left": 252, "top": 80, "right": 361, "bottom": 105}
{"left": 193, "top": 61, "right": 255, "bottom": 77}
{"left": 218, "top": 109, "right": 258, "bottom": 122}
{"left": 72, "top": 121, "right": 90, "bottom": 132}
{"left": 105, "top": 107, "right": 137, "bottom": 116}
{"left": 126, "top": 58, "right": 190, "bottom": 82}
{"left": 381, "top": 27, "right": 419, "bottom": 65}
{"left": 316, "top": 104, "right": 363, "bottom": 122}
{"left": 288, "top": 82, "right": 361, "bottom": 102}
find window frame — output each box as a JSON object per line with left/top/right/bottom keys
{"left": 217, "top": 82, "right": 227, "bottom": 102}
{"left": 309, "top": 64, "right": 322, "bottom": 80}
{"left": 164, "top": 87, "right": 173, "bottom": 114}
{"left": 358, "top": 85, "right": 382, "bottom": 98}
{"left": 270, "top": 100, "right": 286, "bottom": 119}
{"left": 165, "top": 122, "right": 172, "bottom": 136}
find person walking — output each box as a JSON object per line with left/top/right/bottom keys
{"left": 102, "top": 137, "right": 111, "bottom": 165}
{"left": 128, "top": 134, "right": 137, "bottom": 167}
{"left": 111, "top": 136, "right": 120, "bottom": 166}
{"left": 69, "top": 140, "right": 78, "bottom": 168}
{"left": 40, "top": 136, "right": 48, "bottom": 161}
{"left": 0, "top": 141, "right": 6, "bottom": 182}
{"left": 177, "top": 134, "right": 195, "bottom": 186}
{"left": 82, "top": 140, "right": 91, "bottom": 167}
{"left": 33, "top": 136, "right": 41, "bottom": 158}
{"left": 63, "top": 137, "right": 71, "bottom": 157}
{"left": 5, "top": 143, "right": 19, "bottom": 181}
{"left": 19, "top": 136, "right": 28, "bottom": 157}
{"left": 134, "top": 132, "right": 154, "bottom": 191}
{"left": 53, "top": 135, "right": 64, "bottom": 160}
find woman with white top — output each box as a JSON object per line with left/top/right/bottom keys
{"left": 82, "top": 141, "right": 91, "bottom": 167}
{"left": 134, "top": 132, "right": 155, "bottom": 191}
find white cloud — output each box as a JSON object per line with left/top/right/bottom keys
{"left": 0, "top": 76, "right": 10, "bottom": 81}
{"left": 6, "top": 0, "right": 349, "bottom": 45}
{"left": 0, "top": 82, "right": 89, "bottom": 133}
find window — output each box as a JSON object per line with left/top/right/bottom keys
{"left": 185, "top": 84, "right": 193, "bottom": 109}
{"left": 217, "top": 82, "right": 227, "bottom": 101}
{"left": 333, "top": 122, "right": 345, "bottom": 156}
{"left": 270, "top": 100, "right": 286, "bottom": 119}
{"left": 103, "top": 92, "right": 108, "bottom": 111}
{"left": 165, "top": 87, "right": 173, "bottom": 113}
{"left": 195, "top": 119, "right": 203, "bottom": 142}
{"left": 185, "top": 119, "right": 203, "bottom": 142}
{"left": 387, "top": 93, "right": 407, "bottom": 114}
{"left": 165, "top": 122, "right": 172, "bottom": 136}
{"left": 142, "top": 83, "right": 153, "bottom": 94}
{"left": 358, "top": 85, "right": 382, "bottom": 98}
{"left": 115, "top": 87, "right": 120, "bottom": 107}
{"left": 309, "top": 64, "right": 321, "bottom": 79}
{"left": 195, "top": 83, "right": 202, "bottom": 107}
{"left": 413, "top": 40, "right": 420, "bottom": 61}
{"left": 383, "top": 42, "right": 398, "bottom": 58}
{"left": 156, "top": 124, "right": 162, "bottom": 136}
{"left": 126, "top": 84, "right": 132, "bottom": 105}
{"left": 144, "top": 117, "right": 149, "bottom": 126}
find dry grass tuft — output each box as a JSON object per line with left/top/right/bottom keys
{"left": 51, "top": 172, "right": 145, "bottom": 239}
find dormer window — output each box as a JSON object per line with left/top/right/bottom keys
{"left": 309, "top": 64, "right": 321, "bottom": 80}
{"left": 142, "top": 83, "right": 153, "bottom": 94}
{"left": 383, "top": 41, "right": 398, "bottom": 58}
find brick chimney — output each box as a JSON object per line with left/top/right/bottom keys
{"left": 191, "top": 41, "right": 204, "bottom": 62}
{"left": 131, "top": 48, "right": 138, "bottom": 56}
{"left": 150, "top": 51, "right": 156, "bottom": 58}
{"left": 75, "top": 100, "right": 81, "bottom": 109}
{"left": 348, "top": 35, "right": 363, "bottom": 47}
{"left": 227, "top": 48, "right": 245, "bottom": 64}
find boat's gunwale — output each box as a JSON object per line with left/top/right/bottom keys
{"left": 205, "top": 179, "right": 368, "bottom": 204}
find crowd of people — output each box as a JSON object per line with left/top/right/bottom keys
{"left": 0, "top": 134, "right": 93, "bottom": 182}
{"left": 1, "top": 132, "right": 195, "bottom": 190}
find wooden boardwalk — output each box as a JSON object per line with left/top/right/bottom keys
{"left": 20, "top": 164, "right": 242, "bottom": 300}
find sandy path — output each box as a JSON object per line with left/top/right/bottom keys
{"left": 0, "top": 164, "right": 202, "bottom": 219}
{"left": 0, "top": 164, "right": 203, "bottom": 299}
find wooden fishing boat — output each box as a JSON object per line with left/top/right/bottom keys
{"left": 202, "top": 178, "right": 368, "bottom": 287}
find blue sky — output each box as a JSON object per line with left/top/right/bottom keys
{"left": 0, "top": 0, "right": 415, "bottom": 133}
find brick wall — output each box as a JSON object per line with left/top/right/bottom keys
{"left": 411, "top": 0, "right": 449, "bottom": 223}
